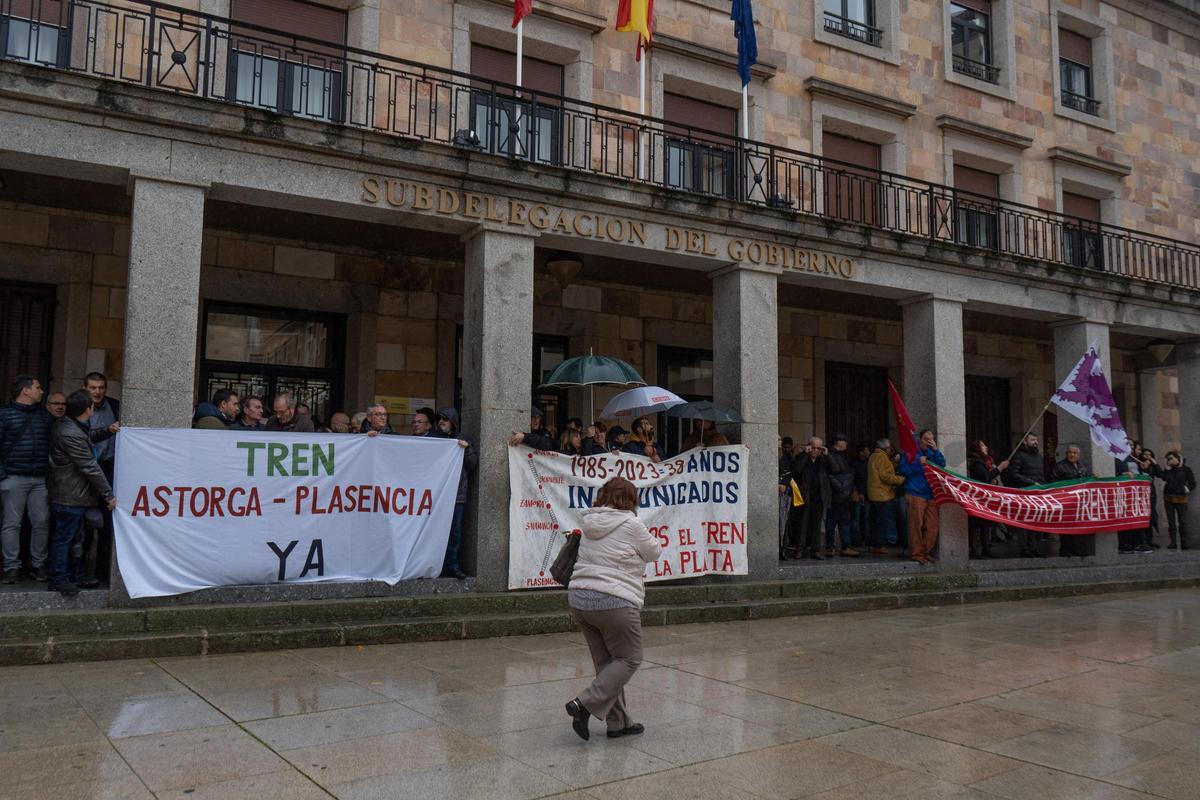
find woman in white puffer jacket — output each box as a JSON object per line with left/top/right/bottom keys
{"left": 565, "top": 476, "right": 663, "bottom": 741}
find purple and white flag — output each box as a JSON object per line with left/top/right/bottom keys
{"left": 1051, "top": 345, "right": 1131, "bottom": 461}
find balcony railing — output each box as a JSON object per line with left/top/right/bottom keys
{"left": 823, "top": 12, "right": 883, "bottom": 47}
{"left": 1, "top": 0, "right": 1198, "bottom": 292}
{"left": 1062, "top": 89, "right": 1102, "bottom": 116}
{"left": 952, "top": 53, "right": 1001, "bottom": 84}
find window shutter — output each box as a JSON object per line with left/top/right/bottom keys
{"left": 230, "top": 0, "right": 346, "bottom": 57}
{"left": 1058, "top": 29, "right": 1092, "bottom": 65}
{"left": 822, "top": 132, "right": 881, "bottom": 170}
{"left": 954, "top": 164, "right": 999, "bottom": 199}
{"left": 6, "top": 0, "right": 65, "bottom": 24}
{"left": 953, "top": 0, "right": 991, "bottom": 13}
{"left": 470, "top": 44, "right": 563, "bottom": 97}
{"left": 663, "top": 93, "right": 738, "bottom": 139}
{"left": 1062, "top": 192, "right": 1101, "bottom": 223}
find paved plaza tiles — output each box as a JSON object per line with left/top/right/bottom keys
{"left": 2, "top": 590, "right": 1200, "bottom": 799}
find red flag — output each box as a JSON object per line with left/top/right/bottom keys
{"left": 513, "top": 0, "right": 532, "bottom": 27}
{"left": 887, "top": 379, "right": 919, "bottom": 462}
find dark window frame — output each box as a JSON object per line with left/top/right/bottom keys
{"left": 823, "top": 0, "right": 881, "bottom": 46}
{"left": 950, "top": 2, "right": 998, "bottom": 83}
{"left": 0, "top": 4, "right": 71, "bottom": 68}
{"left": 0, "top": 280, "right": 57, "bottom": 391}
{"left": 657, "top": 345, "right": 714, "bottom": 456}
{"left": 198, "top": 300, "right": 346, "bottom": 422}
{"left": 1059, "top": 57, "right": 1098, "bottom": 115}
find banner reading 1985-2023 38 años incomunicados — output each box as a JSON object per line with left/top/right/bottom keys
{"left": 508, "top": 445, "right": 749, "bottom": 590}
{"left": 114, "top": 430, "right": 463, "bottom": 598}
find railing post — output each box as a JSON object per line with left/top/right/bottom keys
{"left": 145, "top": 4, "right": 157, "bottom": 88}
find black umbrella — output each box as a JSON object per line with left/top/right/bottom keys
{"left": 665, "top": 400, "right": 744, "bottom": 424}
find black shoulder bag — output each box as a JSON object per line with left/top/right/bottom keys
{"left": 549, "top": 532, "right": 582, "bottom": 587}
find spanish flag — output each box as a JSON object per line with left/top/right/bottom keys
{"left": 616, "top": 0, "right": 654, "bottom": 52}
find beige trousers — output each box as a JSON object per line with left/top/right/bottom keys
{"left": 571, "top": 605, "right": 643, "bottom": 731}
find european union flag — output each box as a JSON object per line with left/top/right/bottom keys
{"left": 732, "top": 0, "right": 758, "bottom": 87}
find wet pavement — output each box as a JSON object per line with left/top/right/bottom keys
{"left": 2, "top": 588, "right": 1199, "bottom": 799}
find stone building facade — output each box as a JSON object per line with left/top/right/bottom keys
{"left": 0, "top": 0, "right": 1197, "bottom": 600}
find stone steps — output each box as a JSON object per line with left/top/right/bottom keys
{"left": 2, "top": 570, "right": 1199, "bottom": 666}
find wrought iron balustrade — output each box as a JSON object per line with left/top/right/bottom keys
{"left": 822, "top": 12, "right": 883, "bottom": 46}
{"left": 1, "top": 0, "right": 1198, "bottom": 291}
{"left": 1062, "top": 89, "right": 1102, "bottom": 116}
{"left": 952, "top": 53, "right": 1001, "bottom": 84}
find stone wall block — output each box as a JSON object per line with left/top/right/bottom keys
{"left": 216, "top": 238, "right": 273, "bottom": 272}
{"left": 0, "top": 208, "right": 50, "bottom": 247}
{"left": 562, "top": 284, "right": 602, "bottom": 312}
{"left": 640, "top": 293, "right": 674, "bottom": 320}
{"left": 48, "top": 216, "right": 114, "bottom": 254}
{"left": 275, "top": 245, "right": 335, "bottom": 279}
{"left": 376, "top": 343, "right": 406, "bottom": 371}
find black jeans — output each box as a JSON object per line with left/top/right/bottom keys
{"left": 1166, "top": 502, "right": 1188, "bottom": 545}
{"left": 49, "top": 504, "right": 85, "bottom": 587}
{"left": 788, "top": 503, "right": 825, "bottom": 554}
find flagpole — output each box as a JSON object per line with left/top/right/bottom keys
{"left": 741, "top": 84, "right": 748, "bottom": 139}
{"left": 515, "top": 18, "right": 524, "bottom": 92}
{"left": 1004, "top": 399, "right": 1053, "bottom": 467}
{"left": 638, "top": 36, "right": 646, "bottom": 181}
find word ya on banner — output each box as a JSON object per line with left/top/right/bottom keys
{"left": 114, "top": 430, "right": 463, "bottom": 598}
{"left": 507, "top": 445, "right": 749, "bottom": 590}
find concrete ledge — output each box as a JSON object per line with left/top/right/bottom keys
{"left": 3, "top": 573, "right": 1199, "bottom": 666}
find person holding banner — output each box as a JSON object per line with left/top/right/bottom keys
{"left": 898, "top": 430, "right": 946, "bottom": 564}
{"left": 436, "top": 407, "right": 476, "bottom": 580}
{"left": 966, "top": 440, "right": 1008, "bottom": 559}
{"left": 46, "top": 390, "right": 117, "bottom": 596}
{"left": 565, "top": 476, "right": 662, "bottom": 742}
{"left": 1002, "top": 434, "right": 1049, "bottom": 558}
{"left": 1051, "top": 445, "right": 1093, "bottom": 557}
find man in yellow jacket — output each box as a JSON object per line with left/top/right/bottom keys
{"left": 867, "top": 439, "right": 906, "bottom": 554}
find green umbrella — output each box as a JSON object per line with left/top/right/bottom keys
{"left": 539, "top": 352, "right": 646, "bottom": 424}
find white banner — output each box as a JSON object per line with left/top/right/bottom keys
{"left": 508, "top": 445, "right": 748, "bottom": 590}
{"left": 114, "top": 429, "right": 463, "bottom": 598}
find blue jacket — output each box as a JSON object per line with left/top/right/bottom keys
{"left": 898, "top": 447, "right": 946, "bottom": 500}
{"left": 0, "top": 401, "right": 53, "bottom": 478}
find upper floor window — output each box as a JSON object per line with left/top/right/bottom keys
{"left": 663, "top": 93, "right": 737, "bottom": 198}
{"left": 1061, "top": 191, "right": 1103, "bottom": 269}
{"left": 469, "top": 44, "right": 564, "bottom": 165}
{"left": 1058, "top": 29, "right": 1098, "bottom": 116}
{"left": 228, "top": 0, "right": 348, "bottom": 123}
{"left": 954, "top": 164, "right": 1000, "bottom": 250}
{"left": 822, "top": 132, "right": 883, "bottom": 227}
{"left": 950, "top": 1, "right": 997, "bottom": 83}
{"left": 823, "top": 0, "right": 880, "bottom": 47}
{"left": 1, "top": 0, "right": 67, "bottom": 67}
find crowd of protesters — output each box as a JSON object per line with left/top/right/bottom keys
{"left": 4, "top": 372, "right": 1195, "bottom": 594}
{"left": 777, "top": 430, "right": 1194, "bottom": 563}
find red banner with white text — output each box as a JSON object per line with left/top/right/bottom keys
{"left": 926, "top": 465, "right": 1151, "bottom": 534}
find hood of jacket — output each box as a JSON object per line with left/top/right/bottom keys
{"left": 191, "top": 403, "right": 226, "bottom": 424}
{"left": 436, "top": 407, "right": 460, "bottom": 431}
{"left": 581, "top": 506, "right": 637, "bottom": 540}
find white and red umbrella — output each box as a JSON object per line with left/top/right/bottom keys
{"left": 600, "top": 386, "right": 685, "bottom": 420}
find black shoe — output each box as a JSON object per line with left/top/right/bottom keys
{"left": 1119, "top": 548, "right": 1135, "bottom": 555}
{"left": 48, "top": 582, "right": 79, "bottom": 596}
{"left": 1150, "top": 543, "right": 1161, "bottom": 549}
{"left": 1020, "top": 550, "right": 1035, "bottom": 558}
{"left": 1, "top": 569, "right": 17, "bottom": 584}
{"left": 1033, "top": 550, "right": 1047, "bottom": 559}
{"left": 77, "top": 576, "right": 100, "bottom": 589}
{"left": 811, "top": 551, "right": 824, "bottom": 561}
{"left": 1169, "top": 542, "right": 1178, "bottom": 550}
{"left": 1134, "top": 545, "right": 1154, "bottom": 554}
{"left": 33, "top": 566, "right": 49, "bottom": 582}
{"left": 607, "top": 723, "right": 645, "bottom": 738}
{"left": 566, "top": 699, "right": 590, "bottom": 741}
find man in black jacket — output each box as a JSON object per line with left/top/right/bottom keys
{"left": 782, "top": 437, "right": 840, "bottom": 560}
{"left": 506, "top": 407, "right": 554, "bottom": 451}
{"left": 47, "top": 390, "right": 117, "bottom": 596}
{"left": 0, "top": 376, "right": 52, "bottom": 583}
{"left": 1051, "top": 445, "right": 1093, "bottom": 557}
{"left": 825, "top": 435, "right": 858, "bottom": 557}
{"left": 1156, "top": 451, "right": 1196, "bottom": 549}
{"left": 1002, "top": 433, "right": 1048, "bottom": 557}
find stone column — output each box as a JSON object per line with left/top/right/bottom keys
{"left": 461, "top": 226, "right": 536, "bottom": 592}
{"left": 1177, "top": 341, "right": 1200, "bottom": 549}
{"left": 712, "top": 266, "right": 779, "bottom": 579}
{"left": 1138, "top": 369, "right": 1164, "bottom": 453}
{"left": 121, "top": 175, "right": 207, "bottom": 427}
{"left": 1052, "top": 318, "right": 1116, "bottom": 562}
{"left": 900, "top": 295, "right": 968, "bottom": 569}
